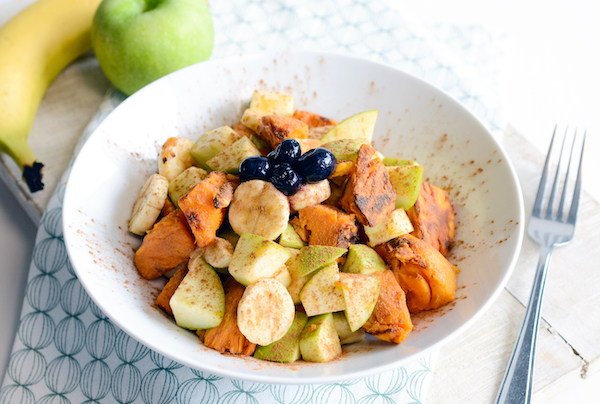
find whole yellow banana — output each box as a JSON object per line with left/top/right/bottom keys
{"left": 0, "top": 0, "right": 102, "bottom": 192}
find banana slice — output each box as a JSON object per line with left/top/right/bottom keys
{"left": 237, "top": 277, "right": 295, "bottom": 345}
{"left": 228, "top": 180, "right": 290, "bottom": 240}
{"left": 288, "top": 179, "right": 331, "bottom": 211}
{"left": 158, "top": 137, "right": 196, "bottom": 182}
{"left": 129, "top": 174, "right": 169, "bottom": 235}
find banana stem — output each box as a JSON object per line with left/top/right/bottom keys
{"left": 0, "top": 135, "right": 44, "bottom": 192}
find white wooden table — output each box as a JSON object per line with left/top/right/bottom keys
{"left": 1, "top": 1, "right": 599, "bottom": 402}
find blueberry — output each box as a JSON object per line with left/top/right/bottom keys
{"left": 295, "top": 147, "right": 336, "bottom": 183}
{"left": 270, "top": 163, "right": 302, "bottom": 196}
{"left": 269, "top": 139, "right": 302, "bottom": 165}
{"left": 239, "top": 156, "right": 270, "bottom": 182}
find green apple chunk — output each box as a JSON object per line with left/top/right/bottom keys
{"left": 363, "top": 208, "right": 414, "bottom": 247}
{"left": 285, "top": 251, "right": 315, "bottom": 304}
{"left": 249, "top": 90, "right": 294, "bottom": 117}
{"left": 300, "top": 263, "right": 345, "bottom": 316}
{"left": 272, "top": 264, "right": 292, "bottom": 288}
{"left": 298, "top": 245, "right": 347, "bottom": 277}
{"left": 228, "top": 233, "right": 292, "bottom": 286}
{"left": 332, "top": 312, "right": 365, "bottom": 345}
{"left": 319, "top": 110, "right": 378, "bottom": 143}
{"left": 339, "top": 272, "right": 381, "bottom": 332}
{"left": 386, "top": 163, "right": 424, "bottom": 210}
{"left": 278, "top": 223, "right": 306, "bottom": 249}
{"left": 170, "top": 252, "right": 224, "bottom": 330}
{"left": 321, "top": 139, "right": 369, "bottom": 162}
{"left": 299, "top": 313, "right": 342, "bottom": 362}
{"left": 92, "top": 0, "right": 214, "bottom": 95}
{"left": 190, "top": 126, "right": 242, "bottom": 170}
{"left": 342, "top": 244, "right": 387, "bottom": 275}
{"left": 206, "top": 136, "right": 261, "bottom": 174}
{"left": 168, "top": 166, "right": 208, "bottom": 207}
{"left": 382, "top": 157, "right": 416, "bottom": 167}
{"left": 253, "top": 312, "right": 308, "bottom": 363}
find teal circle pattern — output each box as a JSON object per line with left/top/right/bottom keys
{"left": 140, "top": 368, "right": 179, "bottom": 404}
{"left": 26, "top": 274, "right": 61, "bottom": 312}
{"left": 176, "top": 378, "right": 220, "bottom": 404}
{"left": 7, "top": 349, "right": 46, "bottom": 386}
{"left": 18, "top": 312, "right": 54, "bottom": 350}
{"left": 32, "top": 238, "right": 67, "bottom": 275}
{"left": 44, "top": 355, "right": 81, "bottom": 394}
{"left": 42, "top": 208, "right": 63, "bottom": 238}
{"left": 111, "top": 363, "right": 142, "bottom": 404}
{"left": 80, "top": 360, "right": 112, "bottom": 401}
{"left": 53, "top": 316, "right": 86, "bottom": 356}
{"left": 85, "top": 319, "right": 116, "bottom": 360}
{"left": 60, "top": 278, "right": 90, "bottom": 316}
{"left": 0, "top": 385, "right": 35, "bottom": 404}
{"left": 270, "top": 384, "right": 314, "bottom": 404}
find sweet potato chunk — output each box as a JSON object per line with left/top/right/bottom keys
{"left": 257, "top": 115, "right": 309, "bottom": 149}
{"left": 290, "top": 203, "right": 358, "bottom": 248}
{"left": 340, "top": 144, "right": 396, "bottom": 227}
{"left": 203, "top": 278, "right": 257, "bottom": 355}
{"left": 292, "top": 110, "right": 338, "bottom": 128}
{"left": 179, "top": 171, "right": 232, "bottom": 248}
{"left": 407, "top": 182, "right": 455, "bottom": 256}
{"left": 134, "top": 209, "right": 196, "bottom": 280}
{"left": 231, "top": 121, "right": 256, "bottom": 137}
{"left": 156, "top": 264, "right": 189, "bottom": 316}
{"left": 160, "top": 198, "right": 177, "bottom": 218}
{"left": 385, "top": 234, "right": 457, "bottom": 313}
{"left": 362, "top": 270, "right": 413, "bottom": 344}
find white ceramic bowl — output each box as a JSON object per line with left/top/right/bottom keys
{"left": 63, "top": 50, "right": 524, "bottom": 384}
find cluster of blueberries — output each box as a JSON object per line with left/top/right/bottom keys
{"left": 239, "top": 139, "right": 336, "bottom": 196}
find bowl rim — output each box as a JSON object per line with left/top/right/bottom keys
{"left": 63, "top": 49, "right": 525, "bottom": 384}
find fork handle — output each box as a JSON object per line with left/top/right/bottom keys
{"left": 494, "top": 244, "right": 555, "bottom": 404}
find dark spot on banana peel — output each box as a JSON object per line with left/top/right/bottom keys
{"left": 23, "top": 161, "right": 44, "bottom": 192}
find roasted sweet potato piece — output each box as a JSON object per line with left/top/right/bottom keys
{"left": 340, "top": 144, "right": 396, "bottom": 227}
{"left": 134, "top": 209, "right": 196, "bottom": 280}
{"left": 407, "top": 182, "right": 455, "bottom": 256}
{"left": 385, "top": 234, "right": 457, "bottom": 313}
{"left": 292, "top": 110, "right": 338, "bottom": 128}
{"left": 231, "top": 121, "right": 256, "bottom": 137}
{"left": 156, "top": 264, "right": 189, "bottom": 316}
{"left": 257, "top": 115, "right": 309, "bottom": 149}
{"left": 160, "top": 198, "right": 177, "bottom": 218}
{"left": 179, "top": 171, "right": 233, "bottom": 248}
{"left": 290, "top": 203, "right": 358, "bottom": 248}
{"left": 203, "top": 278, "right": 257, "bottom": 355}
{"left": 363, "top": 270, "right": 413, "bottom": 344}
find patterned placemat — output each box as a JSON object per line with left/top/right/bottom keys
{"left": 1, "top": 0, "right": 508, "bottom": 402}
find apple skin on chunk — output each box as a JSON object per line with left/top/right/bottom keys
{"left": 228, "top": 233, "right": 292, "bottom": 286}
{"left": 299, "top": 313, "right": 342, "bottom": 363}
{"left": 170, "top": 251, "right": 225, "bottom": 330}
{"left": 342, "top": 244, "right": 387, "bottom": 275}
{"left": 300, "top": 263, "right": 345, "bottom": 317}
{"left": 298, "top": 245, "right": 346, "bottom": 277}
{"left": 386, "top": 163, "right": 424, "bottom": 210}
{"left": 363, "top": 208, "right": 414, "bottom": 247}
{"left": 319, "top": 110, "right": 378, "bottom": 143}
{"left": 253, "top": 312, "right": 308, "bottom": 363}
{"left": 332, "top": 312, "right": 365, "bottom": 345}
{"left": 190, "top": 126, "right": 242, "bottom": 171}
{"left": 278, "top": 223, "right": 306, "bottom": 249}
{"left": 339, "top": 272, "right": 381, "bottom": 332}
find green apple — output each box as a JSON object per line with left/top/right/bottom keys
{"left": 170, "top": 252, "right": 224, "bottom": 330}
{"left": 299, "top": 313, "right": 342, "bottom": 362}
{"left": 386, "top": 163, "right": 424, "bottom": 210}
{"left": 249, "top": 90, "right": 295, "bottom": 117}
{"left": 363, "top": 208, "right": 414, "bottom": 247}
{"left": 342, "top": 244, "right": 387, "bottom": 275}
{"left": 284, "top": 251, "right": 315, "bottom": 304}
{"left": 92, "top": 0, "right": 214, "bottom": 95}
{"left": 168, "top": 166, "right": 207, "bottom": 207}
{"left": 339, "top": 272, "right": 381, "bottom": 332}
{"left": 300, "top": 262, "right": 345, "bottom": 316}
{"left": 278, "top": 223, "right": 306, "bottom": 249}
{"left": 321, "top": 138, "right": 369, "bottom": 162}
{"left": 332, "top": 312, "right": 365, "bottom": 345}
{"left": 191, "top": 126, "right": 242, "bottom": 171}
{"left": 206, "top": 136, "right": 261, "bottom": 174}
{"left": 253, "top": 312, "right": 307, "bottom": 363}
{"left": 298, "top": 245, "right": 346, "bottom": 277}
{"left": 319, "top": 110, "right": 378, "bottom": 143}
{"left": 228, "top": 233, "right": 291, "bottom": 286}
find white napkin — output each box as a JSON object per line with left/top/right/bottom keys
{"left": 0, "top": 0, "right": 508, "bottom": 403}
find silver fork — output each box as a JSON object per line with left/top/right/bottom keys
{"left": 494, "top": 126, "right": 586, "bottom": 404}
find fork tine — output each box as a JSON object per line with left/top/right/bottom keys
{"left": 544, "top": 127, "right": 568, "bottom": 219}
{"left": 532, "top": 125, "right": 558, "bottom": 218}
{"left": 556, "top": 129, "right": 578, "bottom": 220}
{"left": 567, "top": 130, "right": 586, "bottom": 224}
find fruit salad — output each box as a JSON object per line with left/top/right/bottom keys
{"left": 129, "top": 89, "right": 459, "bottom": 363}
